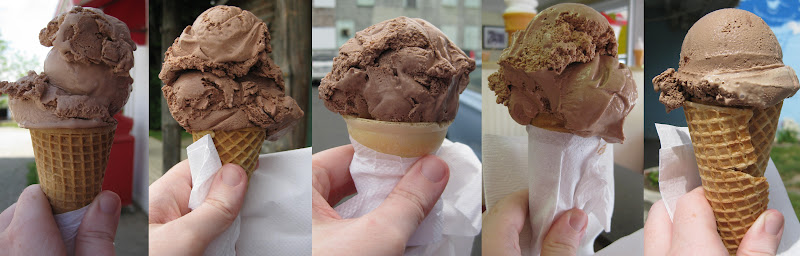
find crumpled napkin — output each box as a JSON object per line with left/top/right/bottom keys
{"left": 656, "top": 123, "right": 800, "bottom": 254}
{"left": 483, "top": 125, "right": 615, "bottom": 256}
{"left": 335, "top": 137, "right": 482, "bottom": 255}
{"left": 187, "top": 135, "right": 312, "bottom": 255}
{"left": 54, "top": 205, "right": 89, "bottom": 256}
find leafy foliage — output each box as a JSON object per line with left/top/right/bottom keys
{"left": 777, "top": 128, "right": 799, "bottom": 144}
{"left": 0, "top": 34, "right": 39, "bottom": 81}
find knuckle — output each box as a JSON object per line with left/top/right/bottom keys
{"left": 204, "top": 196, "right": 237, "bottom": 222}
{"left": 76, "top": 229, "right": 115, "bottom": 245}
{"left": 542, "top": 239, "right": 578, "bottom": 256}
{"left": 387, "top": 187, "right": 428, "bottom": 225}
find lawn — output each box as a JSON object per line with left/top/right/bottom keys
{"left": 772, "top": 143, "right": 800, "bottom": 217}
{"left": 149, "top": 129, "right": 192, "bottom": 141}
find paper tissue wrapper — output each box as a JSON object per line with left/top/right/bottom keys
{"left": 483, "top": 124, "right": 615, "bottom": 256}
{"left": 335, "top": 136, "right": 482, "bottom": 256}
{"left": 187, "top": 135, "right": 311, "bottom": 255}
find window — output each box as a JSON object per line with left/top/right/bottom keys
{"left": 405, "top": 0, "right": 417, "bottom": 8}
{"left": 313, "top": 0, "right": 335, "bottom": 8}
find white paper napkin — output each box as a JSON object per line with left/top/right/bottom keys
{"left": 335, "top": 138, "right": 482, "bottom": 255}
{"left": 54, "top": 205, "right": 88, "bottom": 256}
{"left": 187, "top": 135, "right": 240, "bottom": 256}
{"left": 236, "top": 147, "right": 312, "bottom": 255}
{"left": 186, "top": 135, "right": 313, "bottom": 256}
{"left": 656, "top": 123, "right": 800, "bottom": 255}
{"left": 483, "top": 125, "right": 616, "bottom": 256}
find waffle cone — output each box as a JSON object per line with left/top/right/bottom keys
{"left": 29, "top": 125, "right": 116, "bottom": 214}
{"left": 342, "top": 115, "right": 451, "bottom": 158}
{"left": 192, "top": 127, "right": 266, "bottom": 178}
{"left": 503, "top": 12, "right": 536, "bottom": 35}
{"left": 684, "top": 101, "right": 781, "bottom": 254}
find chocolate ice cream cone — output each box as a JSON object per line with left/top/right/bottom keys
{"left": 342, "top": 115, "right": 451, "bottom": 158}
{"left": 192, "top": 127, "right": 266, "bottom": 178}
{"left": 29, "top": 124, "right": 116, "bottom": 214}
{"left": 683, "top": 101, "right": 781, "bottom": 254}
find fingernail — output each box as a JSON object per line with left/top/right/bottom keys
{"left": 98, "top": 192, "right": 118, "bottom": 214}
{"left": 221, "top": 165, "right": 244, "bottom": 186}
{"left": 420, "top": 157, "right": 447, "bottom": 183}
{"left": 765, "top": 211, "right": 784, "bottom": 236}
{"left": 569, "top": 210, "right": 588, "bottom": 232}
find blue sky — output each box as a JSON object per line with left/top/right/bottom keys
{"left": 739, "top": 0, "right": 800, "bottom": 128}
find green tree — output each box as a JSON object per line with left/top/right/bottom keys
{"left": 0, "top": 33, "right": 40, "bottom": 81}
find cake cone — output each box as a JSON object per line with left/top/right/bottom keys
{"left": 342, "top": 115, "right": 451, "bottom": 158}
{"left": 192, "top": 127, "right": 266, "bottom": 178}
{"left": 29, "top": 125, "right": 116, "bottom": 214}
{"left": 683, "top": 101, "right": 781, "bottom": 254}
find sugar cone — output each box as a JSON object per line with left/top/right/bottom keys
{"left": 683, "top": 101, "right": 781, "bottom": 254}
{"left": 503, "top": 12, "right": 536, "bottom": 36}
{"left": 192, "top": 127, "right": 266, "bottom": 178}
{"left": 29, "top": 125, "right": 116, "bottom": 214}
{"left": 342, "top": 115, "right": 451, "bottom": 158}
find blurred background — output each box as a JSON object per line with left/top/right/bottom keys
{"left": 481, "top": 0, "right": 644, "bottom": 252}
{"left": 310, "top": 0, "right": 483, "bottom": 159}
{"left": 149, "top": 0, "right": 310, "bottom": 181}
{"left": 643, "top": 0, "right": 800, "bottom": 219}
{"left": 0, "top": 0, "right": 148, "bottom": 255}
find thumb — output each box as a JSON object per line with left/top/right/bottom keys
{"left": 737, "top": 209, "right": 784, "bottom": 256}
{"left": 541, "top": 208, "right": 588, "bottom": 256}
{"left": 75, "top": 191, "right": 121, "bottom": 256}
{"left": 171, "top": 163, "right": 248, "bottom": 246}
{"left": 370, "top": 155, "right": 449, "bottom": 241}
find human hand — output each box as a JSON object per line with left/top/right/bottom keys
{"left": 311, "top": 145, "right": 450, "bottom": 256}
{"left": 482, "top": 189, "right": 588, "bottom": 256}
{"left": 645, "top": 186, "right": 784, "bottom": 256}
{"left": 0, "top": 184, "right": 121, "bottom": 256}
{"left": 149, "top": 160, "right": 248, "bottom": 255}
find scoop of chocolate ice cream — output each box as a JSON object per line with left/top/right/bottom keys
{"left": 0, "top": 6, "right": 136, "bottom": 129}
{"left": 488, "top": 3, "right": 637, "bottom": 143}
{"left": 318, "top": 17, "right": 476, "bottom": 123}
{"left": 160, "top": 5, "right": 303, "bottom": 138}
{"left": 653, "top": 8, "right": 799, "bottom": 111}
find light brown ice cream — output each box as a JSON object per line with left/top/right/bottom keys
{"left": 318, "top": 17, "right": 476, "bottom": 123}
{"left": 488, "top": 3, "right": 637, "bottom": 143}
{"left": 653, "top": 8, "right": 800, "bottom": 111}
{"left": 0, "top": 6, "right": 136, "bottom": 129}
{"left": 160, "top": 5, "right": 303, "bottom": 139}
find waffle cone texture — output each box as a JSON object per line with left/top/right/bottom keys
{"left": 683, "top": 101, "right": 781, "bottom": 254}
{"left": 29, "top": 125, "right": 116, "bottom": 214}
{"left": 192, "top": 127, "right": 266, "bottom": 178}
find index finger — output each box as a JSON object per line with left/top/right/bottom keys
{"left": 670, "top": 187, "right": 727, "bottom": 254}
{"left": 149, "top": 159, "right": 193, "bottom": 224}
{"left": 312, "top": 145, "right": 356, "bottom": 204}
{"left": 482, "top": 189, "right": 528, "bottom": 255}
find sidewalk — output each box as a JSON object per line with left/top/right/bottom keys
{"left": 148, "top": 136, "right": 189, "bottom": 184}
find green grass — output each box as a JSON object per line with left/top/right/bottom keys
{"left": 0, "top": 121, "right": 19, "bottom": 128}
{"left": 26, "top": 161, "right": 38, "bottom": 186}
{"left": 149, "top": 129, "right": 192, "bottom": 141}
{"left": 772, "top": 144, "right": 800, "bottom": 217}
{"left": 771, "top": 144, "right": 800, "bottom": 182}
{"left": 788, "top": 191, "right": 800, "bottom": 217}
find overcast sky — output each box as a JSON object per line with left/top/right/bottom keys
{"left": 0, "top": 0, "right": 60, "bottom": 70}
